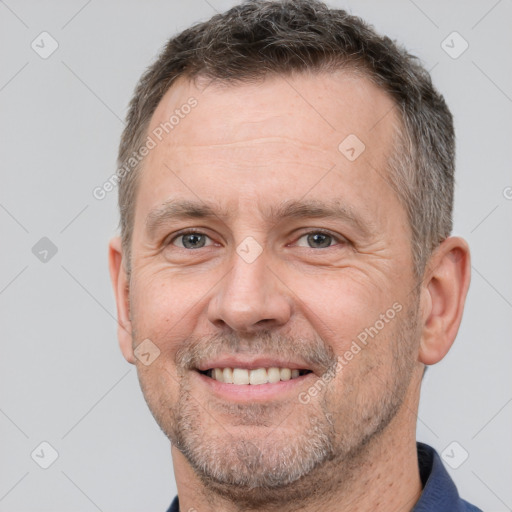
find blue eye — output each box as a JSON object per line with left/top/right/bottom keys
{"left": 167, "top": 230, "right": 344, "bottom": 251}
{"left": 172, "top": 232, "right": 212, "bottom": 249}
{"left": 295, "top": 231, "right": 341, "bottom": 249}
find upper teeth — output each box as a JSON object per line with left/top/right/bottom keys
{"left": 208, "top": 367, "right": 302, "bottom": 385}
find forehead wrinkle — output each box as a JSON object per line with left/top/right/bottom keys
{"left": 165, "top": 136, "right": 332, "bottom": 156}
{"left": 144, "top": 196, "right": 377, "bottom": 240}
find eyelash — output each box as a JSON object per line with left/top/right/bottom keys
{"left": 167, "top": 229, "right": 217, "bottom": 248}
{"left": 166, "top": 228, "right": 347, "bottom": 249}
{"left": 293, "top": 229, "right": 347, "bottom": 247}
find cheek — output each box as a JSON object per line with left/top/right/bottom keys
{"left": 291, "top": 270, "right": 392, "bottom": 345}
{"left": 129, "top": 268, "right": 204, "bottom": 352}
{"left": 291, "top": 271, "right": 402, "bottom": 392}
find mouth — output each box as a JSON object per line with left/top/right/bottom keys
{"left": 193, "top": 357, "right": 319, "bottom": 401}
{"left": 198, "top": 367, "right": 313, "bottom": 385}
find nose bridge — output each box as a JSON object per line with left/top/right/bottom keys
{"left": 207, "top": 245, "right": 291, "bottom": 332}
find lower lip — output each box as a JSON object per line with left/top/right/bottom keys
{"left": 194, "top": 371, "right": 316, "bottom": 402}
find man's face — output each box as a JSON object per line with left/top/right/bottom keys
{"left": 125, "top": 72, "right": 423, "bottom": 500}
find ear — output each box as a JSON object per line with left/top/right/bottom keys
{"left": 108, "top": 237, "right": 135, "bottom": 364}
{"left": 418, "top": 236, "right": 471, "bottom": 365}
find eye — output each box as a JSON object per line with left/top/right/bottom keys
{"left": 171, "top": 231, "right": 214, "bottom": 249}
{"left": 295, "top": 231, "right": 344, "bottom": 249}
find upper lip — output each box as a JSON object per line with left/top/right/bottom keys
{"left": 195, "top": 356, "right": 315, "bottom": 372}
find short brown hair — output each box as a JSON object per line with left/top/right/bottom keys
{"left": 117, "top": 0, "right": 455, "bottom": 278}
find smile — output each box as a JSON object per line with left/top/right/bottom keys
{"left": 199, "top": 367, "right": 312, "bottom": 385}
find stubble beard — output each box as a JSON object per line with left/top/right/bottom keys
{"left": 136, "top": 299, "right": 420, "bottom": 509}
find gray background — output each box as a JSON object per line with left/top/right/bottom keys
{"left": 1, "top": 0, "right": 511, "bottom": 510}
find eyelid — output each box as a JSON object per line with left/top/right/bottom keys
{"left": 292, "top": 229, "right": 349, "bottom": 247}
{"left": 166, "top": 229, "right": 216, "bottom": 248}
{"left": 163, "top": 228, "right": 349, "bottom": 249}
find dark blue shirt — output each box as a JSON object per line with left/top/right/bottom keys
{"left": 166, "top": 442, "right": 482, "bottom": 511}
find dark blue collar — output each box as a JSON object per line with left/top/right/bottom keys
{"left": 412, "top": 442, "right": 482, "bottom": 511}
{"left": 166, "top": 442, "right": 482, "bottom": 511}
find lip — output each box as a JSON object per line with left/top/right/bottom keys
{"left": 194, "top": 369, "right": 317, "bottom": 402}
{"left": 195, "top": 356, "right": 314, "bottom": 372}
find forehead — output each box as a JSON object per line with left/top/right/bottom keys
{"left": 147, "top": 70, "right": 397, "bottom": 150}
{"left": 135, "top": 70, "right": 404, "bottom": 231}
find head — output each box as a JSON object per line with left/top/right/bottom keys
{"left": 109, "top": 0, "right": 470, "bottom": 506}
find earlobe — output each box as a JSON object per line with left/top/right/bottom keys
{"left": 418, "top": 237, "right": 471, "bottom": 366}
{"left": 108, "top": 237, "right": 136, "bottom": 364}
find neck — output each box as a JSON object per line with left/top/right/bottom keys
{"left": 171, "top": 387, "right": 422, "bottom": 512}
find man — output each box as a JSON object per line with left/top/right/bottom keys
{"left": 108, "top": 1, "right": 481, "bottom": 510}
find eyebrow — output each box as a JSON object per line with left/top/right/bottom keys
{"left": 266, "top": 199, "right": 373, "bottom": 236}
{"left": 145, "top": 200, "right": 229, "bottom": 238}
{"left": 145, "top": 198, "right": 375, "bottom": 239}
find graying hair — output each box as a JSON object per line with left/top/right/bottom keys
{"left": 117, "top": 0, "right": 455, "bottom": 278}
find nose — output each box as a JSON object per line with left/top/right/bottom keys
{"left": 207, "top": 248, "right": 292, "bottom": 333}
